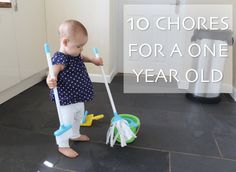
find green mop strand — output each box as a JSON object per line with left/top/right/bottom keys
{"left": 93, "top": 48, "right": 136, "bottom": 147}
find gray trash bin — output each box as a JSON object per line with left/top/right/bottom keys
{"left": 186, "top": 29, "right": 234, "bottom": 103}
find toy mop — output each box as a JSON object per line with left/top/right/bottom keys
{"left": 80, "top": 110, "right": 104, "bottom": 127}
{"left": 93, "top": 48, "right": 140, "bottom": 147}
{"left": 44, "top": 43, "right": 72, "bottom": 145}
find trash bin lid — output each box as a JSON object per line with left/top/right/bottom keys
{"left": 191, "top": 29, "right": 234, "bottom": 45}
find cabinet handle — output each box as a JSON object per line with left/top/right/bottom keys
{"left": 10, "top": 0, "right": 17, "bottom": 11}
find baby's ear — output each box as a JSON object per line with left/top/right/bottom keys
{"left": 62, "top": 38, "right": 69, "bottom": 46}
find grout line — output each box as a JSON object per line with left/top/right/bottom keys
{"left": 122, "top": 144, "right": 236, "bottom": 162}
{"left": 169, "top": 152, "right": 172, "bottom": 172}
{"left": 172, "top": 151, "right": 236, "bottom": 162}
{"left": 127, "top": 145, "right": 169, "bottom": 153}
{"left": 91, "top": 140, "right": 236, "bottom": 162}
{"left": 213, "top": 133, "right": 224, "bottom": 158}
{"left": 52, "top": 167, "right": 76, "bottom": 172}
{"left": 220, "top": 157, "right": 236, "bottom": 162}
{"left": 172, "top": 151, "right": 219, "bottom": 159}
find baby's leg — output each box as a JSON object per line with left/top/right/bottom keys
{"left": 70, "top": 102, "right": 90, "bottom": 141}
{"left": 56, "top": 104, "right": 79, "bottom": 158}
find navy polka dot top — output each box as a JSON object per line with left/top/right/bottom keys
{"left": 50, "top": 52, "right": 94, "bottom": 106}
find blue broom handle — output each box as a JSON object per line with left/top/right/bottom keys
{"left": 44, "top": 43, "right": 63, "bottom": 125}
{"left": 93, "top": 48, "right": 118, "bottom": 116}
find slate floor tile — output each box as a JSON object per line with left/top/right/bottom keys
{"left": 0, "top": 126, "right": 60, "bottom": 166}
{"left": 214, "top": 134, "right": 236, "bottom": 160}
{"left": 208, "top": 113, "right": 236, "bottom": 135}
{"left": 171, "top": 153, "right": 236, "bottom": 172}
{"left": 56, "top": 142, "right": 169, "bottom": 172}
{"left": 127, "top": 108, "right": 219, "bottom": 156}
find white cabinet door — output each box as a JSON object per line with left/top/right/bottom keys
{"left": 0, "top": 9, "right": 20, "bottom": 92}
{"left": 13, "top": 0, "right": 47, "bottom": 80}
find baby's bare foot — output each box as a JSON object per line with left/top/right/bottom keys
{"left": 58, "top": 147, "right": 79, "bottom": 158}
{"left": 71, "top": 134, "right": 90, "bottom": 142}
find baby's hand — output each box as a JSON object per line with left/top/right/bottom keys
{"left": 93, "top": 57, "right": 103, "bottom": 66}
{"left": 46, "top": 75, "right": 57, "bottom": 89}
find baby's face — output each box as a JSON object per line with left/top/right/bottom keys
{"left": 66, "top": 34, "right": 88, "bottom": 57}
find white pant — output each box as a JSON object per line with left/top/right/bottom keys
{"left": 56, "top": 102, "right": 84, "bottom": 147}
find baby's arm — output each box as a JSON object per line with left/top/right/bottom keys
{"left": 81, "top": 54, "right": 103, "bottom": 66}
{"left": 46, "top": 64, "right": 65, "bottom": 89}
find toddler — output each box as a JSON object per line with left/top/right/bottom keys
{"left": 46, "top": 20, "right": 103, "bottom": 158}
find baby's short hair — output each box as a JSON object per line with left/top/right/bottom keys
{"left": 59, "top": 20, "right": 88, "bottom": 39}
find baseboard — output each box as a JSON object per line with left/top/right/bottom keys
{"left": 177, "top": 79, "right": 189, "bottom": 90}
{"left": 0, "top": 69, "right": 47, "bottom": 104}
{"left": 89, "top": 69, "right": 117, "bottom": 84}
{"left": 221, "top": 83, "right": 233, "bottom": 93}
{"left": 230, "top": 87, "right": 236, "bottom": 102}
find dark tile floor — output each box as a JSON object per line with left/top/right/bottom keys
{"left": 0, "top": 74, "right": 236, "bottom": 172}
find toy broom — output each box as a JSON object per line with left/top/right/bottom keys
{"left": 44, "top": 43, "right": 72, "bottom": 145}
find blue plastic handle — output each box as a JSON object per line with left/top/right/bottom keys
{"left": 93, "top": 48, "right": 99, "bottom": 55}
{"left": 82, "top": 110, "right": 89, "bottom": 124}
{"left": 44, "top": 43, "right": 50, "bottom": 54}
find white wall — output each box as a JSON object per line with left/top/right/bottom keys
{"left": 45, "top": 0, "right": 111, "bottom": 77}
{"left": 109, "top": 0, "right": 119, "bottom": 76}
